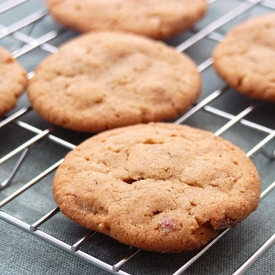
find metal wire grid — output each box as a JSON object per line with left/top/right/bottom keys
{"left": 0, "top": 0, "right": 275, "bottom": 274}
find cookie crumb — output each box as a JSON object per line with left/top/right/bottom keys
{"left": 212, "top": 216, "right": 239, "bottom": 230}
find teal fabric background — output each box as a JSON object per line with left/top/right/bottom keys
{"left": 1, "top": 0, "right": 274, "bottom": 274}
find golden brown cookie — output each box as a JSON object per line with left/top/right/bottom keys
{"left": 45, "top": 0, "right": 207, "bottom": 39}
{"left": 53, "top": 122, "right": 261, "bottom": 252}
{"left": 213, "top": 13, "right": 275, "bottom": 102}
{"left": 28, "top": 31, "right": 201, "bottom": 132}
{"left": 0, "top": 46, "right": 27, "bottom": 117}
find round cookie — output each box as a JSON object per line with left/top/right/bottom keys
{"left": 53, "top": 122, "right": 261, "bottom": 253}
{"left": 213, "top": 13, "right": 275, "bottom": 102}
{"left": 28, "top": 31, "right": 201, "bottom": 132}
{"left": 45, "top": 0, "right": 207, "bottom": 40}
{"left": 0, "top": 46, "right": 27, "bottom": 117}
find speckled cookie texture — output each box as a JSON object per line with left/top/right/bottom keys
{"left": 213, "top": 13, "right": 275, "bottom": 102}
{"left": 28, "top": 31, "right": 201, "bottom": 132}
{"left": 53, "top": 122, "right": 261, "bottom": 252}
{"left": 0, "top": 46, "right": 27, "bottom": 117}
{"left": 46, "top": 0, "right": 207, "bottom": 39}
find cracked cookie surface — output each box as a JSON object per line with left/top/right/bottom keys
{"left": 46, "top": 0, "right": 207, "bottom": 39}
{"left": 0, "top": 46, "right": 27, "bottom": 117}
{"left": 27, "top": 31, "right": 201, "bottom": 132}
{"left": 53, "top": 123, "right": 261, "bottom": 252}
{"left": 213, "top": 13, "right": 275, "bottom": 102}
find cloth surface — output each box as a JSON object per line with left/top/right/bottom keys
{"left": 1, "top": 0, "right": 275, "bottom": 274}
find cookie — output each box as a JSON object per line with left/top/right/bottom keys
{"left": 213, "top": 13, "right": 275, "bottom": 102}
{"left": 45, "top": 0, "right": 207, "bottom": 39}
{"left": 28, "top": 31, "right": 201, "bottom": 132}
{"left": 0, "top": 46, "right": 27, "bottom": 117}
{"left": 53, "top": 122, "right": 261, "bottom": 252}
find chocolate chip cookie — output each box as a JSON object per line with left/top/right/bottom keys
{"left": 28, "top": 32, "right": 201, "bottom": 132}
{"left": 0, "top": 46, "right": 27, "bottom": 117}
{"left": 213, "top": 13, "right": 275, "bottom": 102}
{"left": 46, "top": 0, "right": 207, "bottom": 39}
{"left": 53, "top": 123, "right": 261, "bottom": 252}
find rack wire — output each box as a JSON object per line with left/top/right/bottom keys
{"left": 0, "top": 0, "right": 275, "bottom": 274}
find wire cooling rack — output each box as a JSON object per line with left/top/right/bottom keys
{"left": 0, "top": 0, "right": 275, "bottom": 274}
